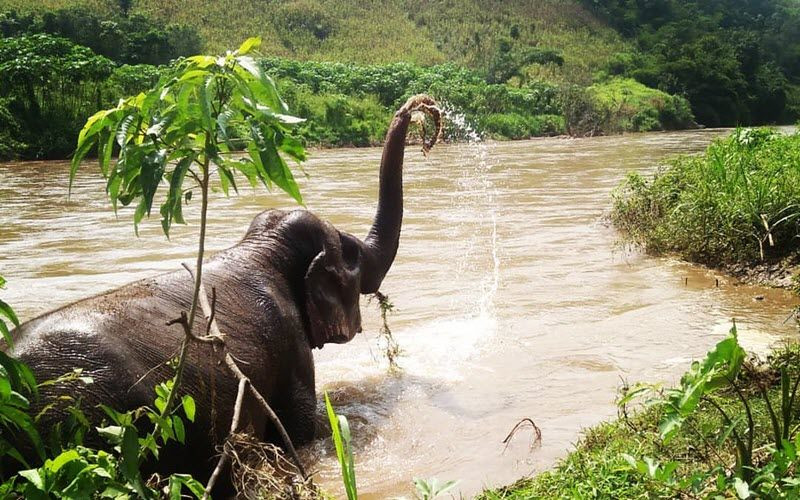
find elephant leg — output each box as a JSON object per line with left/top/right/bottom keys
{"left": 264, "top": 376, "right": 317, "bottom": 449}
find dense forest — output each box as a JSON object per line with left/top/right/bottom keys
{"left": 583, "top": 0, "right": 800, "bottom": 126}
{"left": 0, "top": 0, "right": 797, "bottom": 159}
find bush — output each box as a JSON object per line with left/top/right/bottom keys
{"left": 0, "top": 97, "right": 25, "bottom": 160}
{"left": 0, "top": 8, "right": 202, "bottom": 65}
{"left": 611, "top": 128, "right": 800, "bottom": 266}
{"left": 264, "top": 57, "right": 565, "bottom": 142}
{"left": 527, "top": 114, "right": 566, "bottom": 136}
{"left": 588, "top": 78, "right": 695, "bottom": 133}
{"left": 481, "top": 113, "right": 530, "bottom": 139}
{"left": 0, "top": 34, "right": 115, "bottom": 159}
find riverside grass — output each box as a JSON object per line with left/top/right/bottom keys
{"left": 611, "top": 128, "right": 800, "bottom": 269}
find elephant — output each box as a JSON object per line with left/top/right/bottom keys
{"left": 6, "top": 94, "right": 441, "bottom": 491}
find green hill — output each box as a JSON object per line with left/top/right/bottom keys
{"left": 0, "top": 0, "right": 627, "bottom": 84}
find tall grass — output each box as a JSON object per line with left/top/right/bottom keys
{"left": 612, "top": 128, "right": 800, "bottom": 266}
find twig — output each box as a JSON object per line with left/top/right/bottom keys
{"left": 502, "top": 418, "right": 542, "bottom": 454}
{"left": 203, "top": 376, "right": 247, "bottom": 499}
{"left": 205, "top": 288, "right": 217, "bottom": 338}
{"left": 183, "top": 263, "right": 225, "bottom": 344}
{"left": 223, "top": 353, "right": 307, "bottom": 479}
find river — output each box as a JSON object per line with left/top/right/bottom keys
{"left": 1, "top": 129, "right": 798, "bottom": 498}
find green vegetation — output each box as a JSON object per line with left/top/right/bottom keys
{"left": 585, "top": 0, "right": 800, "bottom": 126}
{"left": 0, "top": 33, "right": 160, "bottom": 159}
{"left": 612, "top": 128, "right": 800, "bottom": 268}
{"left": 0, "top": 0, "right": 708, "bottom": 160}
{"left": 325, "top": 393, "right": 357, "bottom": 500}
{"left": 0, "top": 7, "right": 201, "bottom": 65}
{"left": 0, "top": 0, "right": 627, "bottom": 81}
{"left": 1, "top": 0, "right": 798, "bottom": 160}
{"left": 562, "top": 77, "right": 694, "bottom": 136}
{"left": 264, "top": 58, "right": 568, "bottom": 144}
{"left": 479, "top": 330, "right": 800, "bottom": 499}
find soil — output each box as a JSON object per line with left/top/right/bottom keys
{"left": 724, "top": 253, "right": 800, "bottom": 289}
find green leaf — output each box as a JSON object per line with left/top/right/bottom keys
{"left": 0, "top": 405, "right": 44, "bottom": 461}
{"left": 0, "top": 319, "right": 12, "bottom": 350}
{"left": 231, "top": 159, "right": 260, "bottom": 188}
{"left": 279, "top": 135, "right": 307, "bottom": 163}
{"left": 169, "top": 474, "right": 206, "bottom": 498}
{"left": 96, "top": 425, "right": 124, "bottom": 443}
{"left": 198, "top": 77, "right": 214, "bottom": 132}
{"left": 0, "top": 436, "right": 29, "bottom": 468}
{"left": 218, "top": 165, "right": 238, "bottom": 196}
{"left": 248, "top": 122, "right": 303, "bottom": 204}
{"left": 172, "top": 415, "right": 185, "bottom": 444}
{"left": 116, "top": 114, "right": 135, "bottom": 148}
{"left": 120, "top": 425, "right": 140, "bottom": 483}
{"left": 49, "top": 449, "right": 80, "bottom": 473}
{"left": 234, "top": 58, "right": 286, "bottom": 112}
{"left": 98, "top": 128, "right": 116, "bottom": 177}
{"left": 182, "top": 395, "right": 196, "bottom": 422}
{"left": 185, "top": 55, "right": 216, "bottom": 68}
{"left": 160, "top": 154, "right": 194, "bottom": 236}
{"left": 325, "top": 393, "right": 357, "bottom": 500}
{"left": 237, "top": 37, "right": 261, "bottom": 55}
{"left": 139, "top": 149, "right": 167, "bottom": 218}
{"left": 71, "top": 108, "right": 119, "bottom": 193}
{"left": 658, "top": 324, "right": 746, "bottom": 442}
{"left": 19, "top": 468, "right": 45, "bottom": 491}
{"left": 0, "top": 298, "right": 20, "bottom": 327}
{"left": 0, "top": 375, "right": 10, "bottom": 400}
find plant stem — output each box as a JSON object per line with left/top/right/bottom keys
{"left": 161, "top": 160, "right": 210, "bottom": 418}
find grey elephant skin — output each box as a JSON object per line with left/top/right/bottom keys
{"left": 6, "top": 95, "right": 439, "bottom": 491}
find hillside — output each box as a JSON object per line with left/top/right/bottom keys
{"left": 0, "top": 0, "right": 628, "bottom": 83}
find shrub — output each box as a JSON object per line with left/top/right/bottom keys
{"left": 0, "top": 8, "right": 202, "bottom": 65}
{"left": 481, "top": 113, "right": 530, "bottom": 139}
{"left": 527, "top": 114, "right": 566, "bottom": 136}
{"left": 612, "top": 128, "right": 800, "bottom": 266}
{"left": 588, "top": 78, "right": 695, "bottom": 133}
{"left": 0, "top": 34, "right": 115, "bottom": 159}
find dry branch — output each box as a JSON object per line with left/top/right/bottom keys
{"left": 502, "top": 418, "right": 542, "bottom": 453}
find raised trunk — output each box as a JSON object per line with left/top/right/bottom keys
{"left": 359, "top": 108, "right": 413, "bottom": 293}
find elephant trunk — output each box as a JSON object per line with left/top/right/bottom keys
{"left": 359, "top": 94, "right": 441, "bottom": 293}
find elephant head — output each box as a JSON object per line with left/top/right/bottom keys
{"left": 294, "top": 94, "right": 442, "bottom": 349}
{"left": 304, "top": 221, "right": 362, "bottom": 348}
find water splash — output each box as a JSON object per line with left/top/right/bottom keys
{"left": 444, "top": 105, "right": 500, "bottom": 320}
{"left": 389, "top": 106, "right": 502, "bottom": 382}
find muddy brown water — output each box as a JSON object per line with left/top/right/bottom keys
{"left": 1, "top": 129, "right": 798, "bottom": 498}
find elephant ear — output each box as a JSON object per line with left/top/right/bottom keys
{"left": 304, "top": 225, "right": 362, "bottom": 349}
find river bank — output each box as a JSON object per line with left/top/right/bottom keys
{"left": 611, "top": 127, "right": 800, "bottom": 289}
{"left": 478, "top": 339, "right": 800, "bottom": 499}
